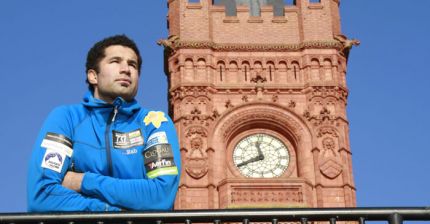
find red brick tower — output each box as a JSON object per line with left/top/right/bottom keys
{"left": 161, "top": 0, "right": 357, "bottom": 209}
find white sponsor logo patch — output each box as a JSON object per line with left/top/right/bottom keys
{"left": 41, "top": 139, "right": 73, "bottom": 157}
{"left": 41, "top": 149, "right": 66, "bottom": 173}
{"left": 146, "top": 132, "right": 168, "bottom": 149}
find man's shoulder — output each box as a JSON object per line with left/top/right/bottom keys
{"left": 139, "top": 109, "right": 173, "bottom": 130}
{"left": 47, "top": 104, "right": 88, "bottom": 122}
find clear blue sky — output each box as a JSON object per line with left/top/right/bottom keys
{"left": 0, "top": 0, "right": 429, "bottom": 212}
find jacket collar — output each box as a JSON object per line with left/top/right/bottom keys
{"left": 82, "top": 91, "right": 141, "bottom": 116}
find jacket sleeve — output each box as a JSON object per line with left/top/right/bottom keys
{"left": 27, "top": 106, "right": 121, "bottom": 212}
{"left": 80, "top": 113, "right": 181, "bottom": 211}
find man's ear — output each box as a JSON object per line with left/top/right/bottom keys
{"left": 87, "top": 69, "right": 98, "bottom": 85}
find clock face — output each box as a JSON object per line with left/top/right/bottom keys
{"left": 232, "top": 134, "right": 290, "bottom": 178}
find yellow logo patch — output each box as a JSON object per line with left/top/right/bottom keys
{"left": 144, "top": 111, "right": 168, "bottom": 128}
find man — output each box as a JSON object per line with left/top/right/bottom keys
{"left": 27, "top": 35, "right": 181, "bottom": 211}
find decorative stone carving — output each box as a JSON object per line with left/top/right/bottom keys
{"left": 185, "top": 138, "right": 208, "bottom": 179}
{"left": 250, "top": 73, "right": 267, "bottom": 83}
{"left": 185, "top": 126, "right": 208, "bottom": 138}
{"left": 231, "top": 188, "right": 303, "bottom": 204}
{"left": 242, "top": 95, "right": 249, "bottom": 103}
{"left": 225, "top": 100, "right": 234, "bottom": 108}
{"left": 334, "top": 34, "right": 360, "bottom": 60}
{"left": 317, "top": 126, "right": 339, "bottom": 138}
{"left": 272, "top": 95, "right": 278, "bottom": 103}
{"left": 212, "top": 109, "right": 220, "bottom": 119}
{"left": 157, "top": 35, "right": 180, "bottom": 53}
{"left": 288, "top": 100, "right": 296, "bottom": 108}
{"left": 304, "top": 107, "right": 338, "bottom": 126}
{"left": 308, "top": 86, "right": 348, "bottom": 103}
{"left": 319, "top": 137, "right": 343, "bottom": 179}
{"left": 170, "top": 86, "right": 211, "bottom": 101}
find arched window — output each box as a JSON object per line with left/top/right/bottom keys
{"left": 229, "top": 61, "right": 239, "bottom": 83}
{"left": 242, "top": 61, "right": 250, "bottom": 82}
{"left": 278, "top": 61, "right": 288, "bottom": 83}
{"left": 184, "top": 59, "right": 194, "bottom": 82}
{"left": 291, "top": 61, "right": 300, "bottom": 82}
{"left": 196, "top": 58, "right": 207, "bottom": 82}
{"left": 310, "top": 59, "right": 320, "bottom": 81}
{"left": 323, "top": 59, "right": 333, "bottom": 81}
{"left": 267, "top": 62, "right": 275, "bottom": 82}
{"left": 217, "top": 61, "right": 226, "bottom": 82}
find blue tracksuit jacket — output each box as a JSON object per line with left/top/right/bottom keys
{"left": 27, "top": 92, "right": 181, "bottom": 211}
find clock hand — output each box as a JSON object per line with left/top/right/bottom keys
{"left": 255, "top": 142, "right": 265, "bottom": 160}
{"left": 237, "top": 156, "right": 261, "bottom": 167}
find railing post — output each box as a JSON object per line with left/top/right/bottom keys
{"left": 389, "top": 213, "right": 403, "bottom": 224}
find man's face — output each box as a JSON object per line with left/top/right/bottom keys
{"left": 88, "top": 45, "right": 139, "bottom": 103}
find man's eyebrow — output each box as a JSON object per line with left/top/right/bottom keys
{"left": 108, "top": 56, "right": 122, "bottom": 60}
{"left": 127, "top": 59, "right": 138, "bottom": 64}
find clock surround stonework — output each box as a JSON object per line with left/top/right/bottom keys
{"left": 162, "top": 0, "right": 356, "bottom": 209}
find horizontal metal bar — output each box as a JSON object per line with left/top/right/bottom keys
{"left": 0, "top": 207, "right": 429, "bottom": 223}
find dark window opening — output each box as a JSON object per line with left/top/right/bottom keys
{"left": 269, "top": 66, "right": 273, "bottom": 81}
{"left": 219, "top": 66, "right": 223, "bottom": 81}
{"left": 244, "top": 67, "right": 248, "bottom": 81}
{"left": 293, "top": 66, "right": 298, "bottom": 80}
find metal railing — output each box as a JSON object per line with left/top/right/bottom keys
{"left": 1, "top": 207, "right": 430, "bottom": 224}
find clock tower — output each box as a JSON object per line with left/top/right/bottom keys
{"left": 161, "top": 0, "right": 358, "bottom": 209}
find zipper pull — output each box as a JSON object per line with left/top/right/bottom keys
{"left": 112, "top": 106, "right": 118, "bottom": 122}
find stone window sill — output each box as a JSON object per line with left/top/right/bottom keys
{"left": 247, "top": 17, "right": 263, "bottom": 23}
{"left": 187, "top": 4, "right": 202, "bottom": 9}
{"left": 272, "top": 17, "right": 287, "bottom": 23}
{"left": 223, "top": 17, "right": 239, "bottom": 23}
{"left": 308, "top": 4, "right": 323, "bottom": 9}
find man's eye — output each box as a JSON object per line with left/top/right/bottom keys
{"left": 129, "top": 63, "right": 137, "bottom": 68}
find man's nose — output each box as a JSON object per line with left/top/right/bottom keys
{"left": 119, "top": 61, "right": 131, "bottom": 74}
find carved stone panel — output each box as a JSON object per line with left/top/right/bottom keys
{"left": 185, "top": 137, "right": 208, "bottom": 179}
{"left": 318, "top": 137, "right": 343, "bottom": 179}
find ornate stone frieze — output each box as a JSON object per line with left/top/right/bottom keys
{"left": 303, "top": 107, "right": 339, "bottom": 126}
{"left": 231, "top": 188, "right": 303, "bottom": 204}
{"left": 307, "top": 86, "right": 348, "bottom": 103}
{"left": 166, "top": 40, "right": 343, "bottom": 52}
{"left": 316, "top": 126, "right": 339, "bottom": 138}
{"left": 170, "top": 86, "right": 212, "bottom": 101}
{"left": 185, "top": 126, "right": 208, "bottom": 138}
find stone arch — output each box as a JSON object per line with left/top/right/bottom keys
{"left": 196, "top": 58, "right": 207, "bottom": 82}
{"left": 241, "top": 61, "right": 251, "bottom": 82}
{"left": 278, "top": 61, "right": 288, "bottom": 83}
{"left": 211, "top": 102, "right": 315, "bottom": 184}
{"left": 216, "top": 61, "right": 226, "bottom": 83}
{"left": 290, "top": 61, "right": 300, "bottom": 83}
{"left": 228, "top": 61, "right": 239, "bottom": 83}
{"left": 323, "top": 58, "right": 333, "bottom": 81}
{"left": 184, "top": 58, "right": 194, "bottom": 82}
{"left": 310, "top": 58, "right": 320, "bottom": 81}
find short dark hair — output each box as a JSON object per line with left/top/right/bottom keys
{"left": 85, "top": 34, "right": 142, "bottom": 91}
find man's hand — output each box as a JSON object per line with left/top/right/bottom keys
{"left": 62, "top": 171, "right": 84, "bottom": 192}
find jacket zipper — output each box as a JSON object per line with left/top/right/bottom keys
{"left": 105, "top": 106, "right": 118, "bottom": 176}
